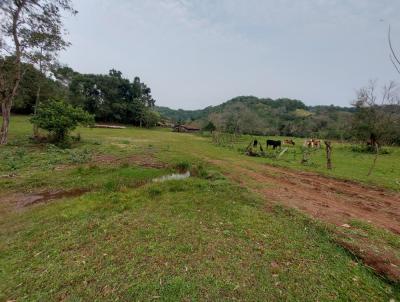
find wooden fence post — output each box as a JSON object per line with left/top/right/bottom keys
{"left": 324, "top": 141, "right": 332, "bottom": 169}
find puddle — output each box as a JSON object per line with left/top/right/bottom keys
{"left": 18, "top": 189, "right": 89, "bottom": 207}
{"left": 152, "top": 171, "right": 191, "bottom": 183}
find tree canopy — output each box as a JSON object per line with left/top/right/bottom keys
{"left": 67, "top": 69, "right": 157, "bottom": 126}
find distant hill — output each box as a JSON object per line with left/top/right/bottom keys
{"left": 155, "top": 96, "right": 355, "bottom": 139}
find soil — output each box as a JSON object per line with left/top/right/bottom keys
{"left": 209, "top": 159, "right": 400, "bottom": 281}
{"left": 336, "top": 233, "right": 400, "bottom": 282}
{"left": 92, "top": 154, "right": 166, "bottom": 169}
{"left": 217, "top": 160, "right": 400, "bottom": 234}
{"left": 1, "top": 188, "right": 89, "bottom": 209}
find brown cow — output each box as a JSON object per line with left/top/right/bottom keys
{"left": 313, "top": 139, "right": 321, "bottom": 148}
{"left": 283, "top": 139, "right": 295, "bottom": 146}
{"left": 304, "top": 138, "right": 321, "bottom": 148}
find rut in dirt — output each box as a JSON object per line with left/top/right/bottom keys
{"left": 213, "top": 159, "right": 400, "bottom": 235}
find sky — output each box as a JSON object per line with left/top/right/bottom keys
{"left": 60, "top": 0, "right": 400, "bottom": 110}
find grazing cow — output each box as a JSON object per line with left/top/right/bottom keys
{"left": 304, "top": 138, "right": 321, "bottom": 148}
{"left": 313, "top": 139, "right": 321, "bottom": 148}
{"left": 283, "top": 139, "right": 295, "bottom": 146}
{"left": 304, "top": 139, "right": 313, "bottom": 148}
{"left": 266, "top": 139, "right": 282, "bottom": 150}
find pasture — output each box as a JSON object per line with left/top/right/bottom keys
{"left": 211, "top": 132, "right": 400, "bottom": 191}
{"left": 1, "top": 116, "right": 400, "bottom": 301}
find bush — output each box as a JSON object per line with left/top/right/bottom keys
{"left": 203, "top": 121, "right": 216, "bottom": 133}
{"left": 350, "top": 145, "right": 391, "bottom": 155}
{"left": 175, "top": 161, "right": 191, "bottom": 173}
{"left": 30, "top": 100, "right": 94, "bottom": 146}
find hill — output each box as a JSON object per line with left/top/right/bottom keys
{"left": 156, "top": 96, "right": 355, "bottom": 139}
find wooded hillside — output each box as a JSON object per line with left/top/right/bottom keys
{"left": 156, "top": 96, "right": 355, "bottom": 139}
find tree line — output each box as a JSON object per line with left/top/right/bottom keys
{"left": 0, "top": 0, "right": 159, "bottom": 145}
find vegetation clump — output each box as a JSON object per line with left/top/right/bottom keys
{"left": 30, "top": 100, "right": 94, "bottom": 146}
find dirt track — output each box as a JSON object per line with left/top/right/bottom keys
{"left": 211, "top": 159, "right": 400, "bottom": 235}
{"left": 210, "top": 158, "right": 400, "bottom": 280}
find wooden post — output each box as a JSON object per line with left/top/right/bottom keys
{"left": 367, "top": 142, "right": 379, "bottom": 176}
{"left": 324, "top": 141, "right": 332, "bottom": 169}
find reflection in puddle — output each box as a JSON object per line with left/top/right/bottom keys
{"left": 153, "top": 171, "right": 191, "bottom": 182}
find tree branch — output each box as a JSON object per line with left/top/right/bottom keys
{"left": 388, "top": 25, "right": 400, "bottom": 75}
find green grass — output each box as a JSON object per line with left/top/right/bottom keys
{"left": 209, "top": 133, "right": 400, "bottom": 191}
{"left": 0, "top": 116, "right": 399, "bottom": 301}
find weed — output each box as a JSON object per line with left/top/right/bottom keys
{"left": 67, "top": 148, "right": 92, "bottom": 164}
{"left": 175, "top": 161, "right": 191, "bottom": 173}
{"left": 147, "top": 186, "right": 162, "bottom": 197}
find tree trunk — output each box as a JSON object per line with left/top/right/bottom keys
{"left": 0, "top": 103, "right": 11, "bottom": 145}
{"left": 0, "top": 4, "right": 23, "bottom": 145}
{"left": 324, "top": 141, "right": 332, "bottom": 169}
{"left": 33, "top": 84, "right": 41, "bottom": 137}
{"left": 367, "top": 142, "right": 379, "bottom": 176}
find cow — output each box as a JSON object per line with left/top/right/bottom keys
{"left": 283, "top": 139, "right": 295, "bottom": 146}
{"left": 304, "top": 138, "right": 321, "bottom": 148}
{"left": 313, "top": 139, "right": 321, "bottom": 148}
{"left": 266, "top": 139, "right": 281, "bottom": 150}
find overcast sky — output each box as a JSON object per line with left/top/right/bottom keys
{"left": 60, "top": 0, "right": 400, "bottom": 109}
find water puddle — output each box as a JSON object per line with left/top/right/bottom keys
{"left": 19, "top": 189, "right": 89, "bottom": 207}
{"left": 152, "top": 171, "right": 191, "bottom": 183}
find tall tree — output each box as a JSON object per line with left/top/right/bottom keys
{"left": 0, "top": 0, "right": 76, "bottom": 144}
{"left": 68, "top": 70, "right": 157, "bottom": 126}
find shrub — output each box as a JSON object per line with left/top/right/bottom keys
{"left": 175, "top": 161, "right": 191, "bottom": 173}
{"left": 203, "top": 121, "right": 216, "bottom": 133}
{"left": 350, "top": 145, "right": 391, "bottom": 155}
{"left": 30, "top": 100, "right": 94, "bottom": 146}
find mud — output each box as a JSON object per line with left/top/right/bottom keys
{"left": 1, "top": 188, "right": 89, "bottom": 208}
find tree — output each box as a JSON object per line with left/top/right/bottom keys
{"left": 30, "top": 100, "right": 94, "bottom": 144}
{"left": 0, "top": 57, "right": 67, "bottom": 114}
{"left": 352, "top": 81, "right": 400, "bottom": 146}
{"left": 351, "top": 80, "right": 400, "bottom": 175}
{"left": 68, "top": 69, "right": 157, "bottom": 126}
{"left": 0, "top": 0, "right": 76, "bottom": 145}
{"left": 203, "top": 121, "right": 216, "bottom": 133}
{"left": 143, "top": 110, "right": 160, "bottom": 128}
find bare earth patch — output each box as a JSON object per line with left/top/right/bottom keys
{"left": 0, "top": 188, "right": 89, "bottom": 210}
{"left": 91, "top": 154, "right": 166, "bottom": 169}
{"left": 209, "top": 158, "right": 400, "bottom": 281}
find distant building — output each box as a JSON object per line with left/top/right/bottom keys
{"left": 172, "top": 124, "right": 201, "bottom": 133}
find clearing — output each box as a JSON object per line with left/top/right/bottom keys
{"left": 1, "top": 116, "right": 399, "bottom": 301}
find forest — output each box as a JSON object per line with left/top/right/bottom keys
{"left": 5, "top": 58, "right": 160, "bottom": 128}
{"left": 157, "top": 96, "right": 355, "bottom": 139}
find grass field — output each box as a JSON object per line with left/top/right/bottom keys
{"left": 1, "top": 116, "right": 399, "bottom": 301}
{"left": 208, "top": 133, "right": 400, "bottom": 192}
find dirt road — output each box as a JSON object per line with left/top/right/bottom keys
{"left": 211, "top": 159, "right": 400, "bottom": 234}
{"left": 209, "top": 158, "right": 400, "bottom": 281}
